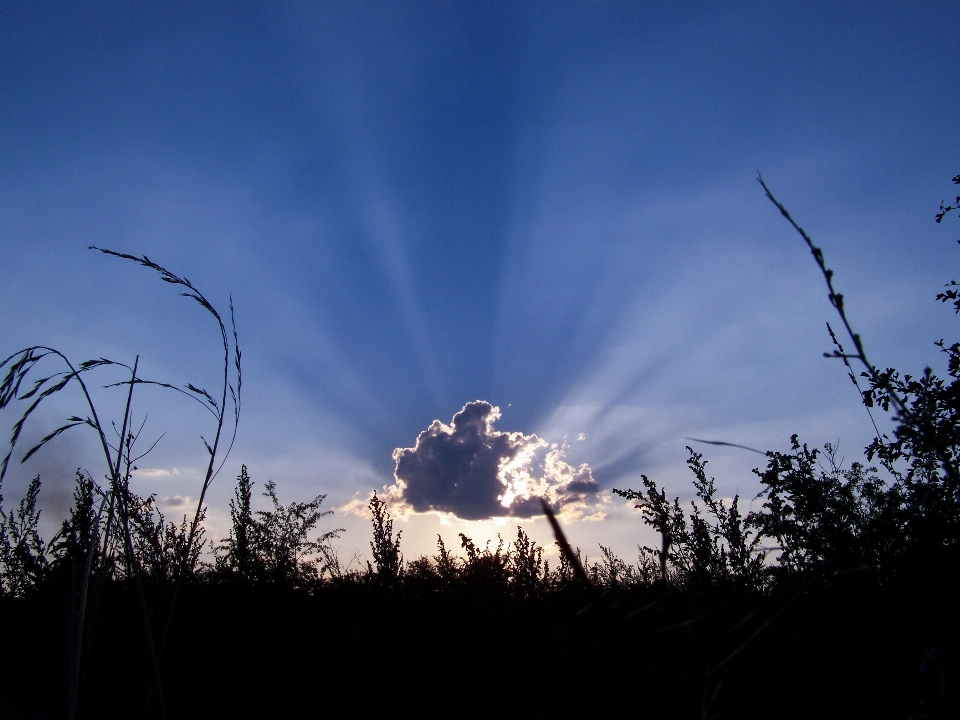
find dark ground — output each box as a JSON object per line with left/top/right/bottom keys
{"left": 2, "top": 571, "right": 956, "bottom": 719}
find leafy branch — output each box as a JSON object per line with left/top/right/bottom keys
{"left": 758, "top": 175, "right": 960, "bottom": 485}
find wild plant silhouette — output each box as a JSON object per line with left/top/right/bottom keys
{"left": 1, "top": 179, "right": 958, "bottom": 718}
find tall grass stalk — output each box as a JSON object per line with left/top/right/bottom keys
{"left": 85, "top": 248, "right": 242, "bottom": 710}
{"left": 67, "top": 482, "right": 110, "bottom": 719}
{"left": 0, "top": 248, "right": 240, "bottom": 718}
{"left": 539, "top": 498, "right": 594, "bottom": 594}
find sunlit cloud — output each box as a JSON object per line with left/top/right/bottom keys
{"left": 380, "top": 400, "right": 602, "bottom": 521}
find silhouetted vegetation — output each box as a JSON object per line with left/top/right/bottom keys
{"left": 1, "top": 179, "right": 959, "bottom": 718}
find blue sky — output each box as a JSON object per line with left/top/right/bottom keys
{"left": 2, "top": 2, "right": 959, "bottom": 563}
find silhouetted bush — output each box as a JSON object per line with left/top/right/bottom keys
{"left": 0, "top": 475, "right": 47, "bottom": 596}
{"left": 367, "top": 491, "right": 402, "bottom": 584}
{"left": 215, "top": 465, "right": 342, "bottom": 587}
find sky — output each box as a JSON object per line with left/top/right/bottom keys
{"left": 2, "top": 1, "right": 959, "bottom": 566}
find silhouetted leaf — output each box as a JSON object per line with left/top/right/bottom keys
{"left": 20, "top": 421, "right": 85, "bottom": 464}
{"left": 185, "top": 384, "right": 218, "bottom": 409}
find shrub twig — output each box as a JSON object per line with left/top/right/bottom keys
{"left": 758, "top": 175, "right": 960, "bottom": 485}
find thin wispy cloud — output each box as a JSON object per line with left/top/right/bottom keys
{"left": 134, "top": 467, "right": 183, "bottom": 478}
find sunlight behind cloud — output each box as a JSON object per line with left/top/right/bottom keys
{"left": 378, "top": 401, "right": 603, "bottom": 521}
{"left": 494, "top": 137, "right": 906, "bottom": 501}
{"left": 1, "top": 0, "right": 956, "bottom": 582}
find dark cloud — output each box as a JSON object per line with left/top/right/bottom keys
{"left": 389, "top": 400, "right": 601, "bottom": 521}
{"left": 159, "top": 495, "right": 191, "bottom": 509}
{"left": 0, "top": 415, "right": 97, "bottom": 537}
{"left": 566, "top": 466, "right": 600, "bottom": 494}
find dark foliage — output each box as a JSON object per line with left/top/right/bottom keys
{"left": 216, "top": 464, "right": 259, "bottom": 581}
{"left": 0, "top": 475, "right": 47, "bottom": 596}
{"left": 367, "top": 491, "right": 402, "bottom": 583}
{"left": 47, "top": 471, "right": 101, "bottom": 578}
{"left": 215, "top": 466, "right": 343, "bottom": 587}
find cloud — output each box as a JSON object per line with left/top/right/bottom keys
{"left": 386, "top": 401, "right": 600, "bottom": 521}
{"left": 159, "top": 495, "right": 192, "bottom": 509}
{"left": 134, "top": 467, "right": 182, "bottom": 478}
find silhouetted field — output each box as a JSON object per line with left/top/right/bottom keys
{"left": 2, "top": 176, "right": 960, "bottom": 718}
{"left": 1, "top": 456, "right": 957, "bottom": 719}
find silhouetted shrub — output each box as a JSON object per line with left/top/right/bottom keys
{"left": 216, "top": 464, "right": 261, "bottom": 582}
{"left": 507, "top": 526, "right": 546, "bottom": 597}
{"left": 47, "top": 471, "right": 102, "bottom": 581}
{"left": 861, "top": 349, "right": 960, "bottom": 570}
{"left": 614, "top": 447, "right": 765, "bottom": 590}
{"left": 750, "top": 437, "right": 892, "bottom": 578}
{"left": 367, "top": 491, "right": 402, "bottom": 583}
{"left": 123, "top": 491, "right": 208, "bottom": 587}
{"left": 0, "top": 475, "right": 47, "bottom": 596}
{"left": 216, "top": 465, "right": 342, "bottom": 587}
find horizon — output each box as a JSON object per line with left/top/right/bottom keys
{"left": 2, "top": 1, "right": 960, "bottom": 565}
